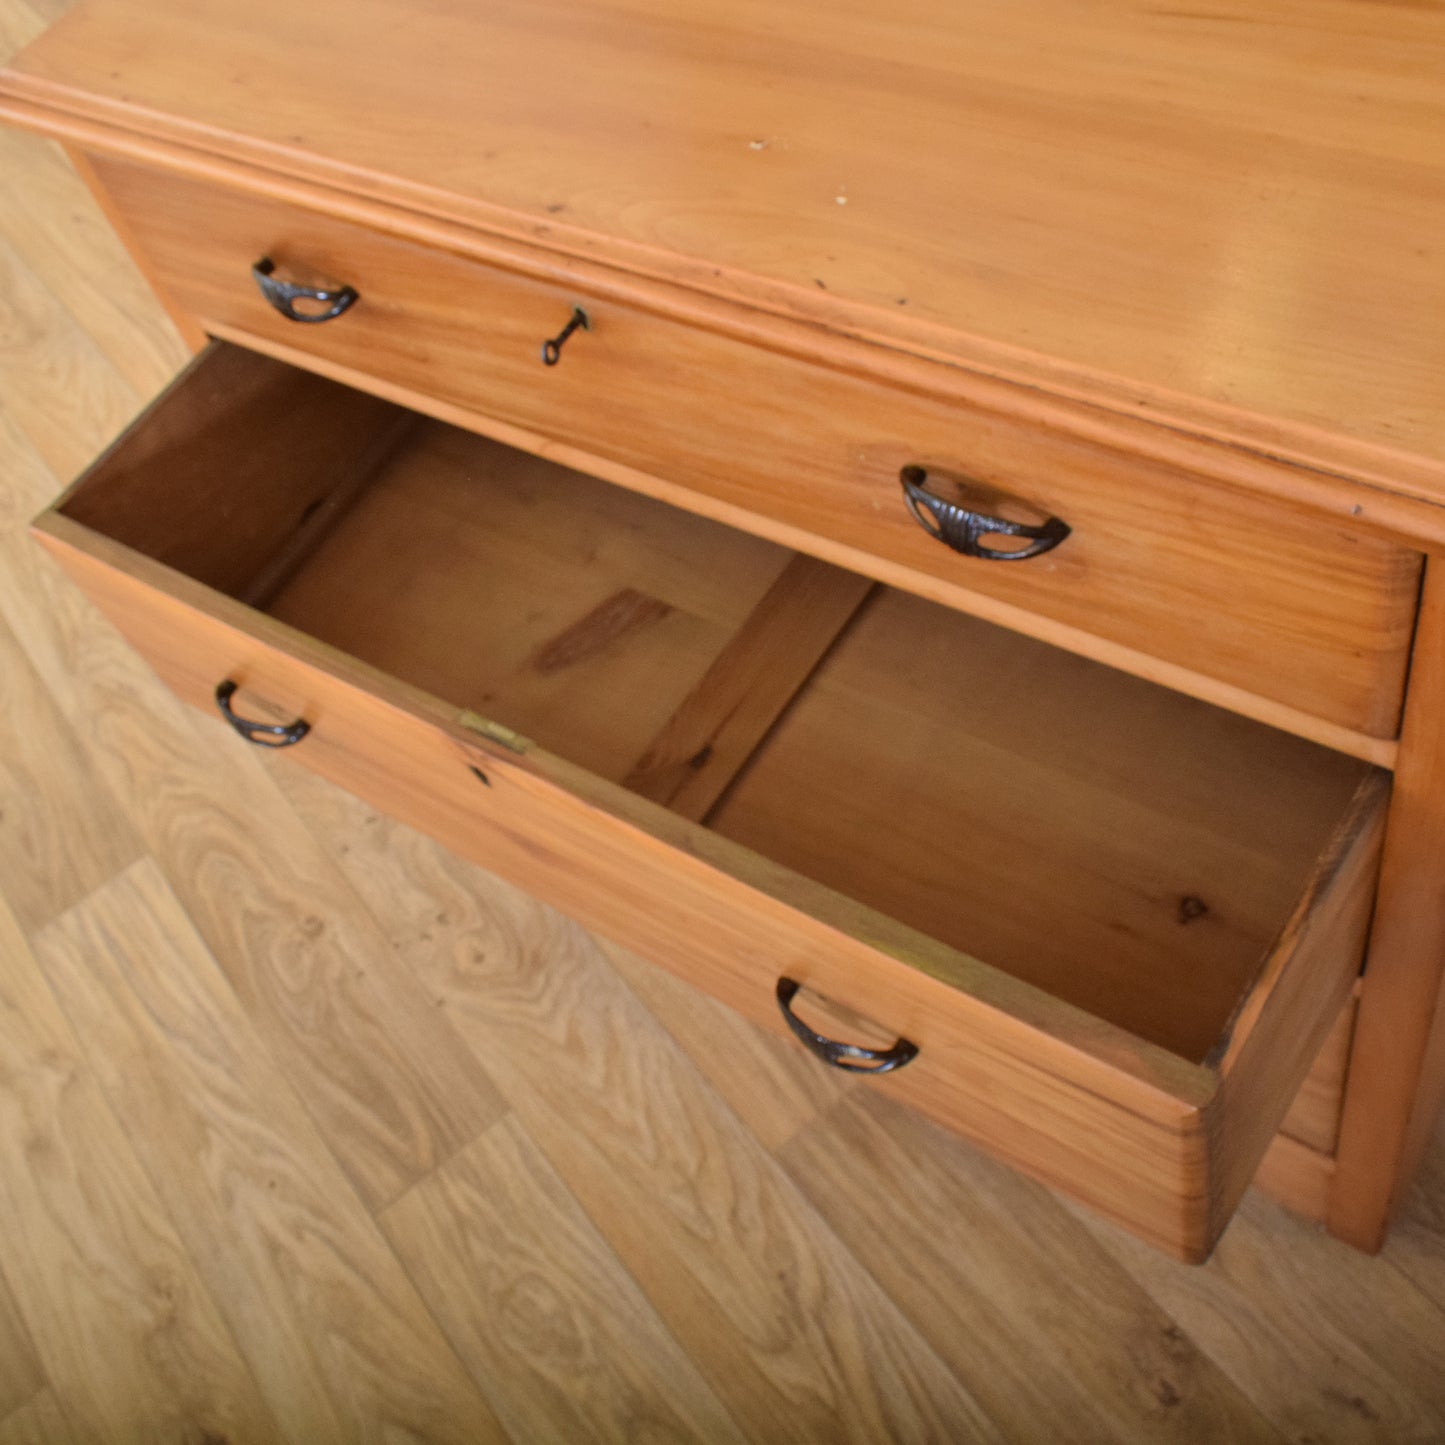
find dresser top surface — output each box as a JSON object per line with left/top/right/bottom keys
{"left": 4, "top": 0, "right": 1443, "bottom": 489}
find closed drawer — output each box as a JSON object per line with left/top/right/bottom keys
{"left": 36, "top": 344, "right": 1389, "bottom": 1260}
{"left": 84, "top": 155, "right": 1421, "bottom": 750}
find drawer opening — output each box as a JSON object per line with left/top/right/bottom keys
{"left": 50, "top": 345, "right": 1382, "bottom": 1070}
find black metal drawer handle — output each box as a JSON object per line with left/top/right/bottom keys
{"left": 251, "top": 257, "right": 359, "bottom": 324}
{"left": 776, "top": 977, "right": 918, "bottom": 1074}
{"left": 901, "top": 464, "right": 1070, "bottom": 561}
{"left": 541, "top": 305, "right": 589, "bottom": 365}
{"left": 214, "top": 680, "right": 311, "bottom": 747}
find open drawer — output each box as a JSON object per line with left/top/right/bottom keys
{"left": 35, "top": 344, "right": 1389, "bottom": 1260}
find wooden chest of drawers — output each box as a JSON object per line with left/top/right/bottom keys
{"left": 4, "top": 0, "right": 1444, "bottom": 1261}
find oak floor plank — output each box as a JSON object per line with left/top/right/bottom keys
{"left": 0, "top": 606, "right": 143, "bottom": 929}
{"left": 595, "top": 933, "right": 855, "bottom": 1152}
{"left": 0, "top": 227, "right": 144, "bottom": 484}
{"left": 1079, "top": 1191, "right": 1445, "bottom": 1442}
{"left": 0, "top": 892, "right": 284, "bottom": 1443}
{"left": 277, "top": 763, "right": 1004, "bottom": 1444}
{"left": 31, "top": 857, "right": 512, "bottom": 1445}
{"left": 381, "top": 1114, "right": 747, "bottom": 1445}
{"left": 0, "top": 417, "right": 509, "bottom": 1209}
{"left": 780, "top": 1092, "right": 1284, "bottom": 1443}
{"left": 0, "top": 127, "right": 189, "bottom": 399}
{"left": 0, "top": 1390, "right": 82, "bottom": 1445}
{"left": 0, "top": 0, "right": 43, "bottom": 62}
{"left": 1380, "top": 1112, "right": 1445, "bottom": 1318}
{"left": 0, "top": 1265, "right": 41, "bottom": 1421}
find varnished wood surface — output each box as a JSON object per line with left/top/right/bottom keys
{"left": 4, "top": 3, "right": 1445, "bottom": 1437}
{"left": 63, "top": 155, "right": 1425, "bottom": 748}
{"left": 3, "top": 0, "right": 1445, "bottom": 512}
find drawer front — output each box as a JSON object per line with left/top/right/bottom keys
{"left": 86, "top": 155, "right": 1420, "bottom": 745}
{"left": 36, "top": 348, "right": 1388, "bottom": 1261}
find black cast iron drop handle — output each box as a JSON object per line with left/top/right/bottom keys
{"left": 541, "top": 305, "right": 589, "bottom": 365}
{"left": 214, "top": 680, "right": 311, "bottom": 747}
{"left": 900, "top": 464, "right": 1070, "bottom": 561}
{"left": 776, "top": 977, "right": 918, "bottom": 1074}
{"left": 252, "top": 257, "right": 359, "bottom": 324}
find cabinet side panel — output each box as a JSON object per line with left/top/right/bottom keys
{"left": 1332, "top": 559, "right": 1445, "bottom": 1249}
{"left": 65, "top": 145, "right": 209, "bottom": 353}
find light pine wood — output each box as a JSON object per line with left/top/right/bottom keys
{"left": 1277, "top": 991, "right": 1357, "bottom": 1155}
{"left": 709, "top": 586, "right": 1378, "bottom": 1058}
{"left": 6, "top": 50, "right": 1445, "bottom": 1435}
{"left": 1208, "top": 773, "right": 1385, "bottom": 1238}
{"left": 58, "top": 157, "right": 1425, "bottom": 746}
{"left": 623, "top": 553, "right": 874, "bottom": 820}
{"left": 1252, "top": 1134, "right": 1335, "bottom": 1223}
{"left": 1332, "top": 561, "right": 1445, "bottom": 1249}
{"left": 61, "top": 144, "right": 208, "bottom": 355}
{"left": 261, "top": 407, "right": 796, "bottom": 784}
{"left": 31, "top": 451, "right": 1389, "bottom": 1254}
{"left": 4, "top": 0, "right": 1445, "bottom": 512}
{"left": 59, "top": 342, "right": 413, "bottom": 598}
{"left": 30, "top": 858, "right": 512, "bottom": 1443}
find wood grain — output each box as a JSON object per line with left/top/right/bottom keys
{"left": 0, "top": 1267, "right": 41, "bottom": 1421}
{"left": 32, "top": 520, "right": 1232, "bottom": 1251}
{"left": 380, "top": 1115, "right": 746, "bottom": 1445}
{"left": 1277, "top": 992, "right": 1356, "bottom": 1155}
{"left": 263, "top": 408, "right": 793, "bottom": 784}
{"left": 0, "top": 1391, "right": 82, "bottom": 1445}
{"left": 709, "top": 584, "right": 1376, "bottom": 1060}
{"left": 0, "top": 222, "right": 143, "bottom": 482}
{"left": 1333, "top": 562, "right": 1445, "bottom": 1250}
{"left": 276, "top": 770, "right": 1003, "bottom": 1443}
{"left": 0, "top": 604, "right": 141, "bottom": 929}
{"left": 31, "top": 857, "right": 512, "bottom": 1444}
{"left": 5, "top": 0, "right": 1445, "bottom": 508}
{"left": 3, "top": 26, "right": 1445, "bottom": 1432}
{"left": 1208, "top": 772, "right": 1387, "bottom": 1241}
{"left": 0, "top": 891, "right": 284, "bottom": 1443}
{"left": 1083, "top": 1191, "right": 1445, "bottom": 1444}
{"left": 781, "top": 1092, "right": 1283, "bottom": 1442}
{"left": 1252, "top": 1134, "right": 1335, "bottom": 1223}
{"left": 169, "top": 320, "right": 1417, "bottom": 768}
{"left": 38, "top": 499, "right": 1393, "bottom": 1253}
{"left": 0, "top": 127, "right": 185, "bottom": 395}
{"left": 20, "top": 539, "right": 510, "bottom": 1214}
{"left": 623, "top": 554, "right": 873, "bottom": 819}
{"left": 595, "top": 933, "right": 856, "bottom": 1152}
{"left": 59, "top": 343, "right": 415, "bottom": 599}
{"left": 67, "top": 158, "right": 1424, "bottom": 743}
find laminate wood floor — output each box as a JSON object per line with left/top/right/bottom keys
{"left": 2, "top": 2, "right": 1445, "bottom": 1438}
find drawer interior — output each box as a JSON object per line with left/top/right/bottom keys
{"left": 58, "top": 346, "right": 1377, "bottom": 1066}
